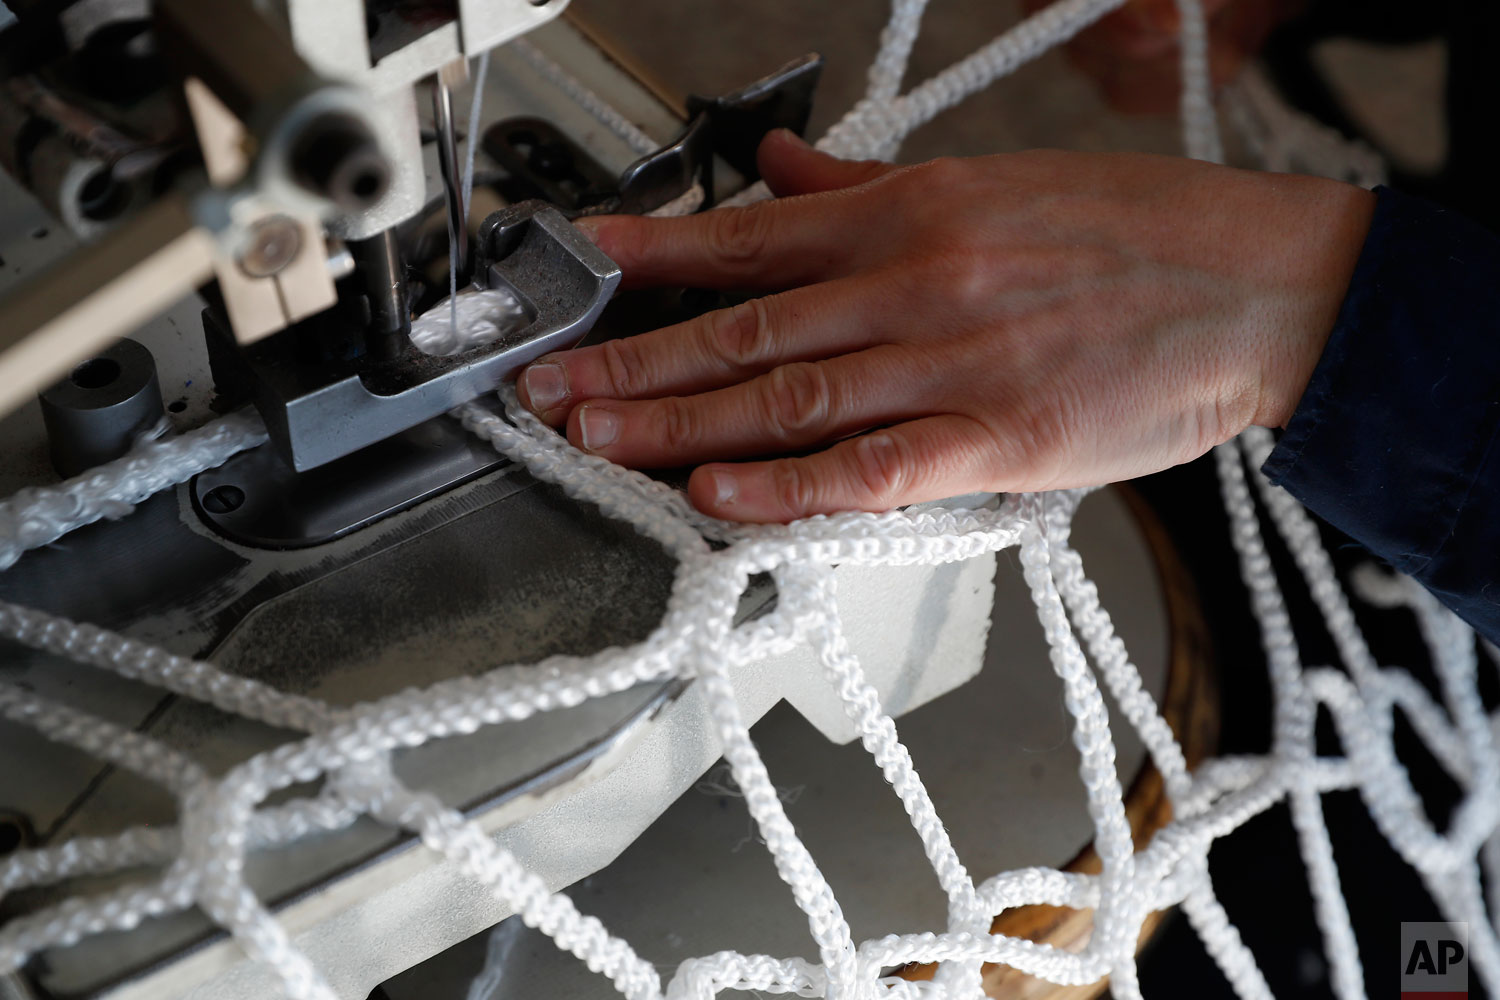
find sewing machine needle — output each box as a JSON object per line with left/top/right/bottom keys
{"left": 432, "top": 59, "right": 469, "bottom": 281}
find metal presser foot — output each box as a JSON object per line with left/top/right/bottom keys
{"left": 207, "top": 201, "right": 620, "bottom": 472}
{"left": 196, "top": 201, "right": 620, "bottom": 547}
{"left": 189, "top": 53, "right": 822, "bottom": 550}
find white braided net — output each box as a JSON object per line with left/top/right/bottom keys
{"left": 2, "top": 3, "right": 1496, "bottom": 999}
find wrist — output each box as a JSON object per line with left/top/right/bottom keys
{"left": 1253, "top": 180, "right": 1376, "bottom": 428}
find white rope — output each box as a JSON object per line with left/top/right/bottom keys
{"left": 0, "top": 409, "right": 265, "bottom": 573}
{"left": 821, "top": 0, "right": 1132, "bottom": 162}
{"left": 868, "top": 0, "right": 932, "bottom": 105}
{"left": 1172, "top": 0, "right": 1222, "bottom": 162}
{"left": 510, "top": 38, "right": 658, "bottom": 157}
{"left": 1224, "top": 65, "right": 1386, "bottom": 186}
{"left": 1, "top": 5, "right": 1495, "bottom": 1000}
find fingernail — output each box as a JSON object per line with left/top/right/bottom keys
{"left": 578, "top": 406, "right": 619, "bottom": 452}
{"left": 708, "top": 468, "right": 737, "bottom": 506}
{"left": 571, "top": 216, "right": 604, "bottom": 244}
{"left": 522, "top": 362, "right": 568, "bottom": 413}
{"left": 772, "top": 127, "right": 810, "bottom": 148}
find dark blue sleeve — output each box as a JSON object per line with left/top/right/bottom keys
{"left": 1261, "top": 186, "right": 1500, "bottom": 645}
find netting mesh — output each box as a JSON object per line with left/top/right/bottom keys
{"left": 2, "top": 3, "right": 1497, "bottom": 999}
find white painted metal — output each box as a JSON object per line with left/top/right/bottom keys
{"left": 379, "top": 490, "right": 1168, "bottom": 1000}
{"left": 274, "top": 0, "right": 574, "bottom": 239}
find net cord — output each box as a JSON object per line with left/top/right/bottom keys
{"left": 0, "top": 5, "right": 1495, "bottom": 1000}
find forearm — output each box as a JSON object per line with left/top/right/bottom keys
{"left": 1263, "top": 186, "right": 1500, "bottom": 644}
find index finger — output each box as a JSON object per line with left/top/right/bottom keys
{"left": 574, "top": 194, "right": 863, "bottom": 292}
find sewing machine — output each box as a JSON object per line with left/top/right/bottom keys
{"left": 0, "top": 5, "right": 1207, "bottom": 999}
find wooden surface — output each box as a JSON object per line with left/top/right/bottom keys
{"left": 564, "top": 6, "right": 691, "bottom": 120}
{"left": 899, "top": 485, "right": 1220, "bottom": 998}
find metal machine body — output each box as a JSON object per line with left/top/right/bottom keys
{"left": 0, "top": 9, "right": 1067, "bottom": 1000}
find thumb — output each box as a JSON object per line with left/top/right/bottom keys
{"left": 756, "top": 129, "right": 898, "bottom": 198}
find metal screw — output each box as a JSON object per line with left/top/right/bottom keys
{"left": 238, "top": 216, "right": 303, "bottom": 278}
{"left": 202, "top": 484, "right": 246, "bottom": 514}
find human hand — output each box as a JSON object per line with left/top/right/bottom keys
{"left": 1020, "top": 0, "right": 1302, "bottom": 113}
{"left": 517, "top": 130, "right": 1372, "bottom": 522}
